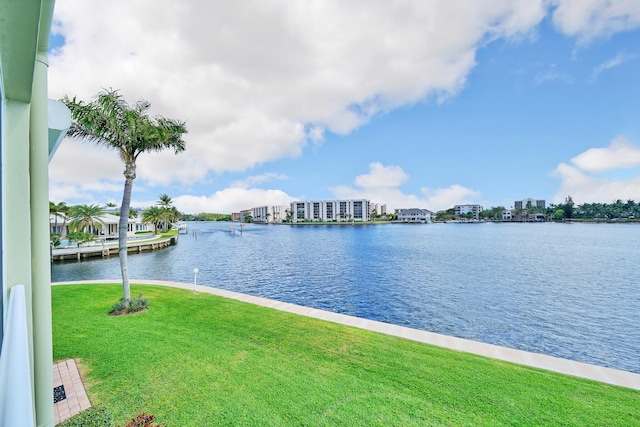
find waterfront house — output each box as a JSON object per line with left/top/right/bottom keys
{"left": 50, "top": 214, "right": 154, "bottom": 240}
{"left": 397, "top": 208, "right": 433, "bottom": 223}
{"left": 0, "top": 1, "right": 67, "bottom": 425}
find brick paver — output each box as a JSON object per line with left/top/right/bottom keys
{"left": 53, "top": 359, "right": 91, "bottom": 425}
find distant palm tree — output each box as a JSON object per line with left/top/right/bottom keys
{"left": 157, "top": 193, "right": 173, "bottom": 208}
{"left": 156, "top": 194, "right": 175, "bottom": 231}
{"left": 49, "top": 201, "right": 69, "bottom": 236}
{"left": 63, "top": 89, "right": 187, "bottom": 307}
{"left": 142, "top": 206, "right": 169, "bottom": 234}
{"left": 68, "top": 204, "right": 106, "bottom": 235}
{"left": 169, "top": 206, "right": 182, "bottom": 224}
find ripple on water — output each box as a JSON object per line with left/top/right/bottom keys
{"left": 52, "top": 221, "right": 640, "bottom": 373}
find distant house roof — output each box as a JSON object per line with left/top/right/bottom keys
{"left": 399, "top": 208, "right": 432, "bottom": 214}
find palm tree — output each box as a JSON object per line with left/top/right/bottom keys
{"left": 49, "top": 201, "right": 69, "bottom": 236}
{"left": 156, "top": 194, "right": 175, "bottom": 231}
{"left": 68, "top": 204, "right": 106, "bottom": 235}
{"left": 157, "top": 193, "right": 173, "bottom": 208}
{"left": 142, "top": 206, "right": 169, "bottom": 234}
{"left": 169, "top": 206, "right": 182, "bottom": 224}
{"left": 63, "top": 89, "right": 187, "bottom": 307}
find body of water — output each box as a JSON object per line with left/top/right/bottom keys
{"left": 52, "top": 221, "right": 640, "bottom": 373}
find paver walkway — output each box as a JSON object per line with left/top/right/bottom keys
{"left": 53, "top": 359, "right": 91, "bottom": 424}
{"left": 54, "top": 280, "right": 640, "bottom": 390}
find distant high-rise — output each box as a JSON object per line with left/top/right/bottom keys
{"left": 515, "top": 198, "right": 545, "bottom": 210}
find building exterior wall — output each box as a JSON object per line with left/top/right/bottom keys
{"left": 515, "top": 198, "right": 546, "bottom": 209}
{"left": 454, "top": 204, "right": 483, "bottom": 220}
{"left": 50, "top": 214, "right": 153, "bottom": 239}
{"left": 252, "top": 205, "right": 288, "bottom": 223}
{"left": 397, "top": 208, "right": 432, "bottom": 222}
{"left": 1, "top": 2, "right": 61, "bottom": 424}
{"left": 290, "top": 199, "right": 371, "bottom": 222}
{"left": 239, "top": 209, "right": 252, "bottom": 222}
{"left": 369, "top": 203, "right": 387, "bottom": 217}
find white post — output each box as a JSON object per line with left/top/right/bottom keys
{"left": 193, "top": 268, "right": 199, "bottom": 294}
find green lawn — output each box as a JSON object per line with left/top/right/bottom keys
{"left": 52, "top": 284, "right": 640, "bottom": 426}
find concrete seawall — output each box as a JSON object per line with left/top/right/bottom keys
{"left": 51, "top": 235, "right": 178, "bottom": 262}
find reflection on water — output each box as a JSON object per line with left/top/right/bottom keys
{"left": 52, "top": 221, "right": 640, "bottom": 373}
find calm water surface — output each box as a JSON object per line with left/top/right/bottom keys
{"left": 52, "top": 222, "right": 640, "bottom": 373}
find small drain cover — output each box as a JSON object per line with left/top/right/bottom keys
{"left": 53, "top": 385, "right": 66, "bottom": 403}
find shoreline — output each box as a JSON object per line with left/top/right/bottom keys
{"left": 51, "top": 234, "right": 178, "bottom": 262}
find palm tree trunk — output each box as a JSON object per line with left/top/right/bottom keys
{"left": 119, "top": 162, "right": 136, "bottom": 306}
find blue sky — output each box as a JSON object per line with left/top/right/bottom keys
{"left": 47, "top": 1, "right": 640, "bottom": 213}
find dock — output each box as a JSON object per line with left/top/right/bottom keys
{"left": 51, "top": 235, "right": 178, "bottom": 262}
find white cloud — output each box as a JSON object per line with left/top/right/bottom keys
{"left": 552, "top": 0, "right": 640, "bottom": 42}
{"left": 231, "top": 173, "right": 289, "bottom": 189}
{"left": 172, "top": 188, "right": 295, "bottom": 214}
{"left": 592, "top": 51, "right": 632, "bottom": 78}
{"left": 570, "top": 136, "right": 640, "bottom": 173}
{"left": 421, "top": 185, "right": 482, "bottom": 212}
{"left": 552, "top": 163, "right": 640, "bottom": 204}
{"left": 354, "top": 163, "right": 408, "bottom": 189}
{"left": 49, "top": 0, "right": 549, "bottom": 191}
{"left": 533, "top": 64, "right": 573, "bottom": 85}
{"left": 331, "top": 162, "right": 481, "bottom": 211}
{"left": 552, "top": 136, "right": 640, "bottom": 204}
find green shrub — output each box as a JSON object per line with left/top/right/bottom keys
{"left": 109, "top": 294, "right": 148, "bottom": 315}
{"left": 57, "top": 406, "right": 112, "bottom": 427}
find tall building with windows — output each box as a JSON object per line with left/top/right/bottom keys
{"left": 370, "top": 203, "right": 387, "bottom": 217}
{"left": 454, "top": 204, "right": 483, "bottom": 220}
{"left": 515, "top": 198, "right": 546, "bottom": 210}
{"left": 252, "top": 205, "right": 288, "bottom": 223}
{"left": 290, "top": 199, "right": 371, "bottom": 222}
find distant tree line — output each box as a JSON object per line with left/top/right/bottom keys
{"left": 442, "top": 197, "right": 640, "bottom": 222}
{"left": 182, "top": 213, "right": 232, "bottom": 221}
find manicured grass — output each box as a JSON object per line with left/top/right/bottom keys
{"left": 52, "top": 284, "right": 640, "bottom": 426}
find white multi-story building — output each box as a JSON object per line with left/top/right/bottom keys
{"left": 239, "top": 209, "right": 252, "bottom": 222}
{"left": 252, "top": 205, "right": 288, "bottom": 223}
{"left": 370, "top": 203, "right": 387, "bottom": 217}
{"left": 454, "top": 204, "right": 483, "bottom": 220}
{"left": 397, "top": 208, "right": 433, "bottom": 223}
{"left": 290, "top": 199, "right": 371, "bottom": 222}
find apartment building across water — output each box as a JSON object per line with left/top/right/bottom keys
{"left": 291, "top": 199, "right": 371, "bottom": 222}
